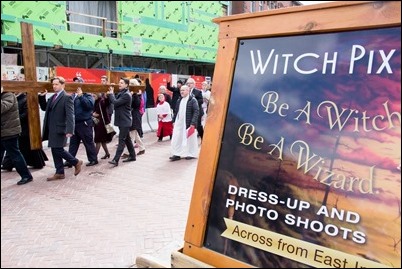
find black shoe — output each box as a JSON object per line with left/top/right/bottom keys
{"left": 86, "top": 161, "right": 99, "bottom": 167}
{"left": 63, "top": 162, "right": 73, "bottom": 168}
{"left": 31, "top": 166, "right": 44, "bottom": 169}
{"left": 169, "top": 155, "right": 181, "bottom": 161}
{"left": 17, "top": 177, "right": 33, "bottom": 185}
{"left": 137, "top": 150, "right": 145, "bottom": 155}
{"left": 1, "top": 166, "right": 13, "bottom": 172}
{"left": 108, "top": 159, "right": 118, "bottom": 167}
{"left": 185, "top": 156, "right": 195, "bottom": 160}
{"left": 122, "top": 157, "right": 136, "bottom": 162}
{"left": 100, "top": 154, "right": 110, "bottom": 159}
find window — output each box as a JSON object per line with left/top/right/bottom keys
{"left": 220, "top": 1, "right": 231, "bottom": 16}
{"left": 66, "top": 1, "right": 118, "bottom": 37}
{"left": 268, "top": 1, "right": 278, "bottom": 10}
{"left": 250, "top": 1, "right": 256, "bottom": 12}
{"left": 259, "top": 1, "right": 264, "bottom": 11}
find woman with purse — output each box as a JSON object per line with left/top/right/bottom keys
{"left": 92, "top": 93, "right": 115, "bottom": 159}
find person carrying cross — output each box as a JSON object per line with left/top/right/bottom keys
{"left": 38, "top": 76, "right": 83, "bottom": 181}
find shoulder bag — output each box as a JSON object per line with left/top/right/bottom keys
{"left": 99, "top": 103, "right": 116, "bottom": 134}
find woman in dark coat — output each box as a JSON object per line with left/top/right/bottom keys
{"left": 130, "top": 81, "right": 145, "bottom": 154}
{"left": 2, "top": 93, "right": 48, "bottom": 170}
{"left": 92, "top": 93, "right": 114, "bottom": 159}
{"left": 130, "top": 90, "right": 143, "bottom": 137}
{"left": 144, "top": 78, "right": 155, "bottom": 108}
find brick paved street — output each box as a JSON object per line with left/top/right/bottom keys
{"left": 1, "top": 132, "right": 199, "bottom": 268}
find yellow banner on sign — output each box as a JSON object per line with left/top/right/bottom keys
{"left": 222, "top": 218, "right": 392, "bottom": 268}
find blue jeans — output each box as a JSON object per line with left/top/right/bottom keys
{"left": 1, "top": 136, "right": 32, "bottom": 179}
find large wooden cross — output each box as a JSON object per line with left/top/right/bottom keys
{"left": 2, "top": 22, "right": 144, "bottom": 150}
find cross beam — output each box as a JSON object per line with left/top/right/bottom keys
{"left": 1, "top": 81, "right": 144, "bottom": 93}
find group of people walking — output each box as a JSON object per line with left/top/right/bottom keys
{"left": 1, "top": 75, "right": 212, "bottom": 185}
{"left": 158, "top": 77, "right": 211, "bottom": 161}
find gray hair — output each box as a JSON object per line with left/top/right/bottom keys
{"left": 129, "top": 78, "right": 140, "bottom": 86}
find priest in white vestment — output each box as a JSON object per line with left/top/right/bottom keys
{"left": 169, "top": 85, "right": 199, "bottom": 161}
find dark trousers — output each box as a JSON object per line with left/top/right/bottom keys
{"left": 0, "top": 136, "right": 32, "bottom": 179}
{"left": 114, "top": 126, "right": 135, "bottom": 161}
{"left": 2, "top": 135, "right": 48, "bottom": 169}
{"left": 197, "top": 117, "right": 204, "bottom": 139}
{"left": 68, "top": 121, "right": 97, "bottom": 162}
{"left": 51, "top": 147, "right": 78, "bottom": 174}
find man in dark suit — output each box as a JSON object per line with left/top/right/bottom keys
{"left": 185, "top": 78, "right": 204, "bottom": 140}
{"left": 166, "top": 78, "right": 183, "bottom": 117}
{"left": 106, "top": 77, "right": 136, "bottom": 166}
{"left": 39, "top": 76, "right": 83, "bottom": 181}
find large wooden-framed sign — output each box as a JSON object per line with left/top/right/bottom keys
{"left": 183, "top": 2, "right": 401, "bottom": 268}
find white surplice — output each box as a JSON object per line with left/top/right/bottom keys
{"left": 171, "top": 95, "right": 198, "bottom": 158}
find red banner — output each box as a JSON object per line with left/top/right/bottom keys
{"left": 55, "top": 67, "right": 106, "bottom": 83}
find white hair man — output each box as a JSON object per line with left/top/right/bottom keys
{"left": 169, "top": 85, "right": 199, "bottom": 161}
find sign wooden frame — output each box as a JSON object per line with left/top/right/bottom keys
{"left": 183, "top": 1, "right": 401, "bottom": 267}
